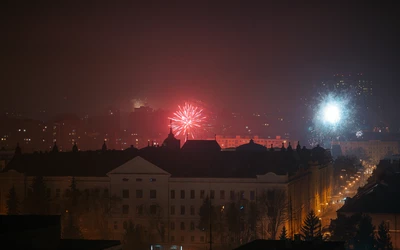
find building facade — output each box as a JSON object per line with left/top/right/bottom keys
{"left": 210, "top": 135, "right": 298, "bottom": 150}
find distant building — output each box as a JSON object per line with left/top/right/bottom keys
{"left": 210, "top": 135, "right": 298, "bottom": 150}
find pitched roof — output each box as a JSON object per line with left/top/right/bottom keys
{"left": 3, "top": 150, "right": 139, "bottom": 177}
{"left": 181, "top": 140, "right": 221, "bottom": 152}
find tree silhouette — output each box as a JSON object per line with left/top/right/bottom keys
{"left": 376, "top": 221, "right": 393, "bottom": 250}
{"left": 279, "top": 226, "right": 288, "bottom": 240}
{"left": 354, "top": 214, "right": 376, "bottom": 250}
{"left": 24, "top": 176, "right": 50, "bottom": 214}
{"left": 122, "top": 221, "right": 148, "bottom": 250}
{"left": 62, "top": 177, "right": 83, "bottom": 239}
{"left": 198, "top": 196, "right": 218, "bottom": 244}
{"left": 6, "top": 186, "right": 20, "bottom": 215}
{"left": 300, "top": 210, "right": 321, "bottom": 241}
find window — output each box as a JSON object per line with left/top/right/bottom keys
{"left": 190, "top": 221, "right": 195, "bottom": 230}
{"left": 136, "top": 190, "right": 143, "bottom": 198}
{"left": 191, "top": 236, "right": 195, "bottom": 242}
{"left": 200, "top": 236, "right": 205, "bottom": 242}
{"left": 250, "top": 191, "right": 255, "bottom": 201}
{"left": 171, "top": 190, "right": 175, "bottom": 199}
{"left": 180, "top": 205, "right": 185, "bottom": 215}
{"left": 122, "top": 189, "right": 129, "bottom": 198}
{"left": 170, "top": 222, "right": 175, "bottom": 230}
{"left": 220, "top": 190, "right": 225, "bottom": 200}
{"left": 136, "top": 205, "right": 143, "bottom": 216}
{"left": 171, "top": 236, "right": 175, "bottom": 242}
{"left": 150, "top": 178, "right": 156, "bottom": 182}
{"left": 122, "top": 205, "right": 129, "bottom": 215}
{"left": 123, "top": 221, "right": 128, "bottom": 230}
{"left": 46, "top": 188, "right": 51, "bottom": 198}
{"left": 123, "top": 178, "right": 129, "bottom": 182}
{"left": 200, "top": 190, "right": 205, "bottom": 199}
{"left": 180, "top": 222, "right": 185, "bottom": 230}
{"left": 210, "top": 190, "right": 215, "bottom": 199}
{"left": 181, "top": 236, "right": 185, "bottom": 242}
{"left": 190, "top": 190, "right": 195, "bottom": 199}
{"left": 150, "top": 205, "right": 157, "bottom": 215}
{"left": 56, "top": 189, "right": 60, "bottom": 198}
{"left": 114, "top": 221, "right": 118, "bottom": 230}
{"left": 240, "top": 191, "right": 245, "bottom": 200}
{"left": 171, "top": 206, "right": 175, "bottom": 215}
{"left": 150, "top": 190, "right": 157, "bottom": 199}
{"left": 180, "top": 190, "right": 185, "bottom": 199}
{"left": 230, "top": 190, "right": 235, "bottom": 200}
{"left": 103, "top": 189, "right": 109, "bottom": 198}
{"left": 136, "top": 178, "right": 142, "bottom": 182}
{"left": 190, "top": 206, "right": 195, "bottom": 215}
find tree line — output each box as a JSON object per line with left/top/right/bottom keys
{"left": 6, "top": 176, "right": 120, "bottom": 240}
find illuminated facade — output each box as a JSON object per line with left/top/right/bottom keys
{"left": 0, "top": 139, "right": 332, "bottom": 250}
{"left": 211, "top": 135, "right": 298, "bottom": 150}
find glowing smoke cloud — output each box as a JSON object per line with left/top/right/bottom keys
{"left": 309, "top": 92, "right": 359, "bottom": 147}
{"left": 169, "top": 103, "right": 207, "bottom": 139}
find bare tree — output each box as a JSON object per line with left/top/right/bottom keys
{"left": 259, "top": 189, "right": 288, "bottom": 240}
{"left": 145, "top": 203, "right": 166, "bottom": 243}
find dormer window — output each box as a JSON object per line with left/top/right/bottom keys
{"left": 136, "top": 178, "right": 143, "bottom": 182}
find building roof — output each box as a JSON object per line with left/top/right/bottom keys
{"left": 236, "top": 139, "right": 267, "bottom": 152}
{"left": 181, "top": 140, "right": 221, "bottom": 152}
{"left": 234, "top": 239, "right": 345, "bottom": 250}
{"left": 3, "top": 150, "right": 139, "bottom": 177}
{"left": 3, "top": 146, "right": 331, "bottom": 179}
{"left": 337, "top": 174, "right": 400, "bottom": 214}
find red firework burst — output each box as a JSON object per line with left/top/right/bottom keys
{"left": 169, "top": 103, "right": 206, "bottom": 139}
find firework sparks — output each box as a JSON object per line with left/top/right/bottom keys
{"left": 169, "top": 103, "right": 206, "bottom": 139}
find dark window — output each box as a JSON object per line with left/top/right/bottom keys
{"left": 200, "top": 236, "right": 205, "bottom": 242}
{"left": 220, "top": 190, "right": 225, "bottom": 200}
{"left": 230, "top": 190, "right": 235, "bottom": 200}
{"left": 200, "top": 190, "right": 205, "bottom": 199}
{"left": 150, "top": 190, "right": 157, "bottom": 199}
{"left": 55, "top": 189, "right": 60, "bottom": 198}
{"left": 103, "top": 189, "right": 109, "bottom": 198}
{"left": 122, "top": 205, "right": 129, "bottom": 214}
{"left": 250, "top": 191, "right": 255, "bottom": 201}
{"left": 46, "top": 188, "right": 51, "bottom": 198}
{"left": 123, "top": 178, "right": 129, "bottom": 182}
{"left": 171, "top": 236, "right": 175, "bottom": 242}
{"left": 190, "top": 206, "right": 195, "bottom": 215}
{"left": 136, "top": 178, "right": 142, "bottom": 182}
{"left": 136, "top": 190, "right": 143, "bottom": 198}
{"left": 114, "top": 221, "right": 118, "bottom": 230}
{"left": 180, "top": 205, "right": 185, "bottom": 215}
{"left": 191, "top": 236, "right": 195, "bottom": 242}
{"left": 123, "top": 221, "right": 128, "bottom": 230}
{"left": 170, "top": 222, "right": 175, "bottom": 230}
{"left": 122, "top": 189, "right": 129, "bottom": 198}
{"left": 181, "top": 236, "right": 185, "bottom": 242}
{"left": 150, "top": 205, "right": 157, "bottom": 215}
{"left": 180, "top": 222, "right": 185, "bottom": 230}
{"left": 180, "top": 190, "right": 185, "bottom": 199}
{"left": 150, "top": 178, "right": 156, "bottom": 182}
{"left": 190, "top": 190, "right": 195, "bottom": 199}
{"left": 210, "top": 190, "right": 215, "bottom": 199}
{"left": 171, "top": 190, "right": 175, "bottom": 199}
{"left": 240, "top": 191, "right": 245, "bottom": 200}
{"left": 190, "top": 221, "right": 195, "bottom": 230}
{"left": 171, "top": 206, "right": 175, "bottom": 215}
{"left": 136, "top": 205, "right": 143, "bottom": 215}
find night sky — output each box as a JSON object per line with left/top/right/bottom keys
{"left": 1, "top": 2, "right": 398, "bottom": 120}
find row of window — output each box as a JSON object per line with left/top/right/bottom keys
{"left": 170, "top": 235, "right": 205, "bottom": 243}
{"left": 123, "top": 178, "right": 157, "bottom": 182}
{"left": 43, "top": 188, "right": 109, "bottom": 198}
{"left": 170, "top": 221, "right": 196, "bottom": 231}
{"left": 122, "top": 189, "right": 256, "bottom": 201}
